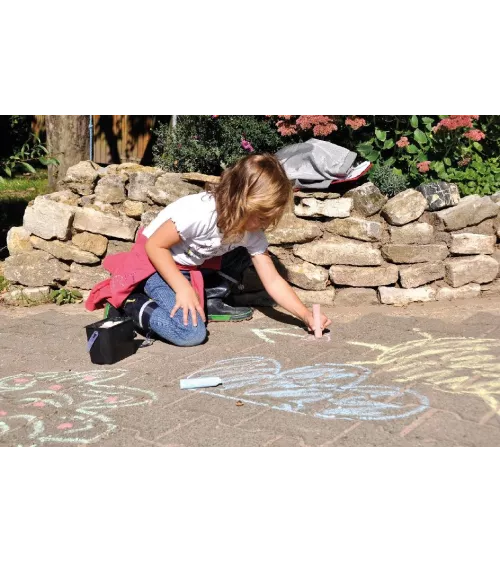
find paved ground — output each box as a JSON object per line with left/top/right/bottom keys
{"left": 1, "top": 296, "right": 500, "bottom": 447}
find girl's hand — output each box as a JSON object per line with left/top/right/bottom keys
{"left": 170, "top": 287, "right": 206, "bottom": 326}
{"left": 302, "top": 309, "right": 331, "bottom": 334}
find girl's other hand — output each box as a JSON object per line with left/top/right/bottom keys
{"left": 170, "top": 287, "right": 206, "bottom": 326}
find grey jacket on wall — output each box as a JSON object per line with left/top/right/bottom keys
{"left": 275, "top": 138, "right": 358, "bottom": 189}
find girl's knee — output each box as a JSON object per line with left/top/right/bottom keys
{"left": 172, "top": 322, "right": 207, "bottom": 347}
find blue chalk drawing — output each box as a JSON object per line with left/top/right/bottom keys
{"left": 0, "top": 369, "right": 157, "bottom": 446}
{"left": 186, "top": 357, "right": 429, "bottom": 421}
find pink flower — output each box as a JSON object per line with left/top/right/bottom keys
{"left": 211, "top": 115, "right": 219, "bottom": 118}
{"left": 417, "top": 161, "right": 431, "bottom": 173}
{"left": 345, "top": 117, "right": 366, "bottom": 130}
{"left": 241, "top": 139, "right": 255, "bottom": 152}
{"left": 396, "top": 136, "right": 409, "bottom": 148}
{"left": 458, "top": 157, "right": 471, "bottom": 167}
{"left": 434, "top": 115, "right": 478, "bottom": 132}
{"left": 463, "top": 129, "right": 485, "bottom": 141}
{"left": 296, "top": 115, "right": 338, "bottom": 136}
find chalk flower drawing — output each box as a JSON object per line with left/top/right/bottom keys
{"left": 0, "top": 369, "right": 157, "bottom": 446}
{"left": 186, "top": 357, "right": 429, "bottom": 421}
{"left": 349, "top": 329, "right": 500, "bottom": 413}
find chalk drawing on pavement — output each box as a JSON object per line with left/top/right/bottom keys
{"left": 186, "top": 356, "right": 429, "bottom": 421}
{"left": 349, "top": 329, "right": 500, "bottom": 414}
{"left": 0, "top": 369, "right": 157, "bottom": 446}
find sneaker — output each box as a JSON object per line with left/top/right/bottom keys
{"left": 206, "top": 298, "right": 253, "bottom": 322}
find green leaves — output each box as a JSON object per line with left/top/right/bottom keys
{"left": 406, "top": 144, "right": 419, "bottom": 154}
{"left": 21, "top": 162, "right": 36, "bottom": 174}
{"left": 375, "top": 129, "right": 387, "bottom": 142}
{"left": 410, "top": 115, "right": 419, "bottom": 128}
{"left": 413, "top": 129, "right": 428, "bottom": 146}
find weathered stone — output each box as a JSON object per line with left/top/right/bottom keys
{"left": 334, "top": 288, "right": 379, "bottom": 307}
{"left": 455, "top": 218, "right": 497, "bottom": 237}
{"left": 69, "top": 263, "right": 109, "bottom": 289}
{"left": 294, "top": 240, "right": 382, "bottom": 266}
{"left": 295, "top": 190, "right": 340, "bottom": 200}
{"left": 140, "top": 210, "right": 160, "bottom": 228}
{"left": 23, "top": 196, "right": 76, "bottom": 240}
{"left": 266, "top": 210, "right": 322, "bottom": 244}
{"left": 381, "top": 189, "right": 427, "bottom": 226}
{"left": 64, "top": 182, "right": 94, "bottom": 195}
{"left": 122, "top": 200, "right": 145, "bottom": 218}
{"left": 295, "top": 198, "right": 352, "bottom": 218}
{"left": 46, "top": 190, "right": 81, "bottom": 206}
{"left": 329, "top": 264, "right": 399, "bottom": 287}
{"left": 4, "top": 250, "right": 69, "bottom": 286}
{"left": 450, "top": 233, "right": 495, "bottom": 255}
{"left": 436, "top": 283, "right": 481, "bottom": 301}
{"left": 127, "top": 171, "right": 157, "bottom": 201}
{"left": 379, "top": 286, "right": 436, "bottom": 306}
{"left": 116, "top": 163, "right": 163, "bottom": 176}
{"left": 491, "top": 192, "right": 500, "bottom": 205}
{"left": 399, "top": 262, "right": 445, "bottom": 288}
{"left": 382, "top": 244, "right": 449, "bottom": 264}
{"left": 73, "top": 207, "right": 138, "bottom": 241}
{"left": 445, "top": 256, "right": 499, "bottom": 287}
{"left": 416, "top": 181, "right": 461, "bottom": 211}
{"left": 324, "top": 217, "right": 383, "bottom": 242}
{"left": 97, "top": 164, "right": 119, "bottom": 177}
{"left": 492, "top": 247, "right": 500, "bottom": 278}
{"left": 7, "top": 227, "right": 33, "bottom": 255}
{"left": 389, "top": 223, "right": 434, "bottom": 245}
{"left": 147, "top": 173, "right": 199, "bottom": 206}
{"left": 436, "top": 196, "right": 498, "bottom": 231}
{"left": 90, "top": 201, "right": 119, "bottom": 215}
{"left": 94, "top": 175, "right": 127, "bottom": 204}
{"left": 30, "top": 236, "right": 99, "bottom": 265}
{"left": 72, "top": 232, "right": 108, "bottom": 257}
{"left": 343, "top": 182, "right": 387, "bottom": 216}
{"left": 106, "top": 240, "right": 133, "bottom": 255}
{"left": 79, "top": 195, "right": 96, "bottom": 207}
{"left": 282, "top": 260, "right": 329, "bottom": 291}
{"left": 64, "top": 160, "right": 100, "bottom": 185}
{"left": 292, "top": 287, "right": 336, "bottom": 305}
{"left": 181, "top": 172, "right": 220, "bottom": 185}
{"left": 480, "top": 279, "right": 500, "bottom": 296}
{"left": 3, "top": 286, "right": 51, "bottom": 306}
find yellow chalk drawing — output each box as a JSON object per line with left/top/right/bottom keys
{"left": 348, "top": 329, "right": 500, "bottom": 413}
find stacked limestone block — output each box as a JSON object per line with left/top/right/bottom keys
{"left": 3, "top": 160, "right": 500, "bottom": 308}
{"left": 236, "top": 181, "right": 500, "bottom": 307}
{"left": 3, "top": 161, "right": 205, "bottom": 304}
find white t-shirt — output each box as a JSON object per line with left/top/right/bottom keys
{"left": 142, "top": 192, "right": 269, "bottom": 266}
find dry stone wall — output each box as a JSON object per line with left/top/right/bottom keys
{"left": 3, "top": 160, "right": 500, "bottom": 308}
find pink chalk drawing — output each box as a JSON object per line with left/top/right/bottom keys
{"left": 0, "top": 369, "right": 157, "bottom": 446}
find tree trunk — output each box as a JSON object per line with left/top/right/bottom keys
{"left": 46, "top": 115, "right": 90, "bottom": 190}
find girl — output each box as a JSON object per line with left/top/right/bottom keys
{"left": 85, "top": 154, "right": 331, "bottom": 346}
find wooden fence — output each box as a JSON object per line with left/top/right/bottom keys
{"left": 32, "top": 115, "right": 167, "bottom": 165}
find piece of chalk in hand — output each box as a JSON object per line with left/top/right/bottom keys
{"left": 312, "top": 303, "right": 322, "bottom": 339}
{"left": 180, "top": 377, "right": 223, "bottom": 390}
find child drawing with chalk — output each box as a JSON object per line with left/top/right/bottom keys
{"left": 86, "top": 154, "right": 331, "bottom": 346}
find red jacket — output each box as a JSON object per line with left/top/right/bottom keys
{"left": 85, "top": 228, "right": 221, "bottom": 311}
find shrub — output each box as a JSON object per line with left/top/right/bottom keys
{"left": 153, "top": 116, "right": 286, "bottom": 175}
{"left": 369, "top": 164, "right": 408, "bottom": 197}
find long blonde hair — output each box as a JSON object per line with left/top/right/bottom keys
{"left": 206, "top": 154, "right": 292, "bottom": 242}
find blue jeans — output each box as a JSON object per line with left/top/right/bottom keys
{"left": 143, "top": 273, "right": 207, "bottom": 347}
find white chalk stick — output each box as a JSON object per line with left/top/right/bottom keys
{"left": 180, "top": 377, "right": 223, "bottom": 390}
{"left": 312, "top": 303, "right": 322, "bottom": 339}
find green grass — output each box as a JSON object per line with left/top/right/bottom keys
{"left": 0, "top": 170, "right": 50, "bottom": 203}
